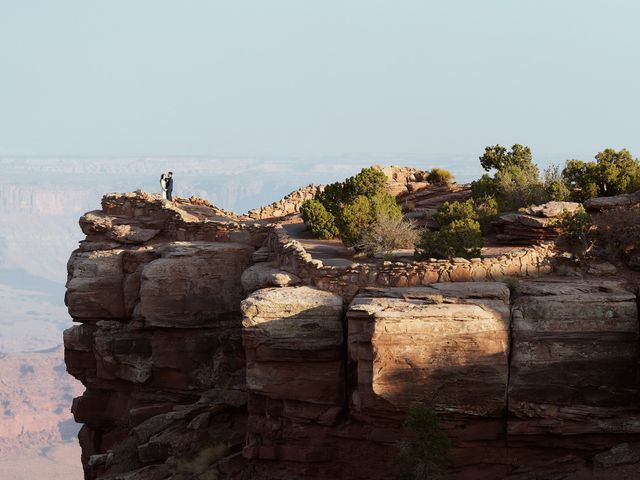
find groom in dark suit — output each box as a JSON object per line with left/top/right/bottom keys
{"left": 166, "top": 171, "right": 174, "bottom": 201}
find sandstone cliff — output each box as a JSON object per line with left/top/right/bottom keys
{"left": 64, "top": 192, "right": 640, "bottom": 479}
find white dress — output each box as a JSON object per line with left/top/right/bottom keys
{"left": 160, "top": 178, "right": 167, "bottom": 199}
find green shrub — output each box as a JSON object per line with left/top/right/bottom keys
{"left": 557, "top": 207, "right": 594, "bottom": 259}
{"left": 317, "top": 166, "right": 389, "bottom": 214}
{"left": 433, "top": 198, "right": 498, "bottom": 236}
{"left": 426, "top": 168, "right": 454, "bottom": 184}
{"left": 395, "top": 404, "right": 451, "bottom": 480}
{"left": 300, "top": 199, "right": 339, "bottom": 239}
{"left": 493, "top": 162, "right": 546, "bottom": 212}
{"left": 433, "top": 200, "right": 475, "bottom": 227}
{"left": 471, "top": 174, "right": 499, "bottom": 201}
{"left": 562, "top": 148, "right": 640, "bottom": 201}
{"left": 473, "top": 144, "right": 548, "bottom": 212}
{"left": 359, "top": 211, "right": 419, "bottom": 255}
{"left": 309, "top": 167, "right": 401, "bottom": 248}
{"left": 474, "top": 196, "right": 499, "bottom": 235}
{"left": 543, "top": 164, "right": 571, "bottom": 201}
{"left": 479, "top": 143, "right": 533, "bottom": 172}
{"left": 340, "top": 192, "right": 402, "bottom": 248}
{"left": 415, "top": 218, "right": 483, "bottom": 260}
{"left": 339, "top": 195, "right": 374, "bottom": 247}
{"left": 344, "top": 166, "right": 389, "bottom": 199}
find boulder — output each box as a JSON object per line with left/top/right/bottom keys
{"left": 240, "top": 262, "right": 301, "bottom": 292}
{"left": 347, "top": 283, "right": 511, "bottom": 418}
{"left": 106, "top": 224, "right": 161, "bottom": 244}
{"left": 524, "top": 201, "right": 581, "bottom": 218}
{"left": 242, "top": 286, "right": 344, "bottom": 406}
{"left": 65, "top": 248, "right": 126, "bottom": 320}
{"left": 584, "top": 191, "right": 640, "bottom": 212}
{"left": 139, "top": 242, "right": 253, "bottom": 327}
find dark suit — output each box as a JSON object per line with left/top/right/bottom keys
{"left": 166, "top": 177, "right": 173, "bottom": 201}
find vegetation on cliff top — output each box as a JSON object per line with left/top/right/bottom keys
{"left": 300, "top": 146, "right": 639, "bottom": 261}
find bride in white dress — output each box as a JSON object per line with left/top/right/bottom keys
{"left": 160, "top": 173, "right": 168, "bottom": 199}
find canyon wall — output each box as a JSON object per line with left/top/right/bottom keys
{"left": 64, "top": 193, "right": 640, "bottom": 479}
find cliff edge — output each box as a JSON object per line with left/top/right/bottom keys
{"left": 64, "top": 191, "right": 640, "bottom": 479}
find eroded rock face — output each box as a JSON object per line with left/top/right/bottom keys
{"left": 509, "top": 279, "right": 640, "bottom": 439}
{"left": 64, "top": 191, "right": 640, "bottom": 480}
{"left": 63, "top": 194, "right": 264, "bottom": 480}
{"left": 139, "top": 242, "right": 253, "bottom": 327}
{"left": 348, "top": 284, "right": 511, "bottom": 419}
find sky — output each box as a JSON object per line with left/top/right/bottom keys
{"left": 0, "top": 0, "right": 638, "bottom": 159}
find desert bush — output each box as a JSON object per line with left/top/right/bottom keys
{"left": 426, "top": 168, "right": 454, "bottom": 184}
{"left": 557, "top": 207, "right": 594, "bottom": 259}
{"left": 474, "top": 196, "right": 499, "bottom": 235}
{"left": 415, "top": 218, "right": 483, "bottom": 260}
{"left": 300, "top": 199, "right": 339, "bottom": 239}
{"left": 433, "top": 200, "right": 475, "bottom": 227}
{"left": 479, "top": 143, "right": 533, "bottom": 172}
{"left": 543, "top": 164, "right": 571, "bottom": 201}
{"left": 592, "top": 205, "right": 640, "bottom": 263}
{"left": 395, "top": 404, "right": 451, "bottom": 480}
{"left": 307, "top": 167, "right": 402, "bottom": 248}
{"left": 562, "top": 148, "right": 640, "bottom": 201}
{"left": 316, "top": 166, "right": 389, "bottom": 215}
{"left": 471, "top": 174, "right": 498, "bottom": 201}
{"left": 359, "top": 211, "right": 419, "bottom": 255}
{"left": 434, "top": 198, "right": 498, "bottom": 236}
{"left": 493, "top": 163, "right": 546, "bottom": 212}
{"left": 340, "top": 192, "right": 402, "bottom": 247}
{"left": 472, "top": 144, "right": 546, "bottom": 212}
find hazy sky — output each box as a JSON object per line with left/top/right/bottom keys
{"left": 1, "top": 0, "right": 638, "bottom": 158}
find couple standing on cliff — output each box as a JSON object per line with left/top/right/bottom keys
{"left": 160, "top": 172, "right": 174, "bottom": 201}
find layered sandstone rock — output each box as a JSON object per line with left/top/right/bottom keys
{"left": 64, "top": 189, "right": 640, "bottom": 480}
{"left": 348, "top": 283, "right": 511, "bottom": 419}
{"left": 64, "top": 193, "right": 261, "bottom": 480}
{"left": 241, "top": 286, "right": 346, "bottom": 475}
{"left": 398, "top": 183, "right": 473, "bottom": 227}
{"left": 509, "top": 279, "right": 640, "bottom": 439}
{"left": 245, "top": 185, "right": 320, "bottom": 220}
{"left": 493, "top": 201, "right": 580, "bottom": 245}
{"left": 139, "top": 242, "right": 253, "bottom": 327}
{"left": 584, "top": 190, "right": 640, "bottom": 212}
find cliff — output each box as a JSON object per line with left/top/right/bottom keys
{"left": 64, "top": 191, "right": 640, "bottom": 479}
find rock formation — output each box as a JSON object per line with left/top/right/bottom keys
{"left": 64, "top": 191, "right": 640, "bottom": 479}
{"left": 494, "top": 201, "right": 581, "bottom": 245}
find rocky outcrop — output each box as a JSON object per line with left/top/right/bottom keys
{"left": 509, "top": 279, "right": 640, "bottom": 439}
{"left": 64, "top": 191, "right": 640, "bottom": 480}
{"left": 494, "top": 201, "right": 581, "bottom": 245}
{"left": 64, "top": 193, "right": 262, "bottom": 479}
{"left": 245, "top": 185, "right": 320, "bottom": 220}
{"left": 241, "top": 287, "right": 347, "bottom": 477}
{"left": 348, "top": 283, "right": 511, "bottom": 419}
{"left": 399, "top": 183, "right": 473, "bottom": 227}
{"left": 585, "top": 190, "right": 640, "bottom": 211}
